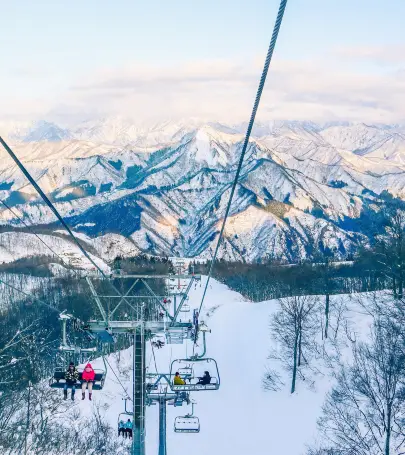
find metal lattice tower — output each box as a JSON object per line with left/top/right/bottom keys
{"left": 84, "top": 271, "right": 200, "bottom": 455}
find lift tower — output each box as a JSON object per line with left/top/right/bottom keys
{"left": 84, "top": 271, "right": 200, "bottom": 455}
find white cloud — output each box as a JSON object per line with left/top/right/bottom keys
{"left": 60, "top": 56, "right": 405, "bottom": 125}
{"left": 1, "top": 49, "right": 405, "bottom": 125}
{"left": 335, "top": 44, "right": 405, "bottom": 65}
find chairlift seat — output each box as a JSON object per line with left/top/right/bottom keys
{"left": 96, "top": 330, "right": 115, "bottom": 344}
{"left": 180, "top": 304, "right": 191, "bottom": 313}
{"left": 171, "top": 378, "right": 219, "bottom": 392}
{"left": 49, "top": 368, "right": 106, "bottom": 390}
{"left": 170, "top": 358, "right": 220, "bottom": 392}
{"left": 174, "top": 416, "right": 200, "bottom": 433}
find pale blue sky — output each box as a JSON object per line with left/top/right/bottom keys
{"left": 1, "top": 0, "right": 405, "bottom": 124}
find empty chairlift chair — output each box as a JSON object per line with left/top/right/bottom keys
{"left": 179, "top": 303, "right": 191, "bottom": 313}
{"left": 165, "top": 328, "right": 187, "bottom": 345}
{"left": 174, "top": 415, "right": 200, "bottom": 433}
{"left": 170, "top": 358, "right": 220, "bottom": 392}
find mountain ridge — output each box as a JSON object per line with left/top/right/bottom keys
{"left": 0, "top": 118, "right": 404, "bottom": 268}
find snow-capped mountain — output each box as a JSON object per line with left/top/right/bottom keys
{"left": 1, "top": 118, "right": 405, "bottom": 266}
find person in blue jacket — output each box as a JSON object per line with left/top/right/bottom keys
{"left": 118, "top": 420, "right": 125, "bottom": 437}
{"left": 125, "top": 419, "right": 133, "bottom": 439}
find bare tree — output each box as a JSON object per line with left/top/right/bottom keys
{"left": 315, "top": 314, "right": 405, "bottom": 455}
{"left": 319, "top": 257, "right": 335, "bottom": 339}
{"left": 374, "top": 209, "right": 405, "bottom": 300}
{"left": 270, "top": 295, "right": 320, "bottom": 393}
{"left": 0, "top": 382, "right": 127, "bottom": 455}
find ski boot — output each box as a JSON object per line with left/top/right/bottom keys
{"left": 63, "top": 389, "right": 68, "bottom": 400}
{"left": 89, "top": 393, "right": 92, "bottom": 401}
{"left": 82, "top": 392, "right": 85, "bottom": 400}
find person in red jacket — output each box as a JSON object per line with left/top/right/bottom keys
{"left": 81, "top": 363, "right": 96, "bottom": 401}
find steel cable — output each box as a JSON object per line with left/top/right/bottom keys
{"left": 197, "top": 0, "right": 289, "bottom": 316}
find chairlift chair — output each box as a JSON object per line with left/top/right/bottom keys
{"left": 180, "top": 304, "right": 191, "bottom": 313}
{"left": 118, "top": 412, "right": 133, "bottom": 436}
{"left": 174, "top": 401, "right": 200, "bottom": 433}
{"left": 174, "top": 415, "right": 200, "bottom": 433}
{"left": 118, "top": 411, "right": 133, "bottom": 422}
{"left": 170, "top": 358, "right": 220, "bottom": 392}
{"left": 95, "top": 328, "right": 115, "bottom": 344}
{"left": 49, "top": 366, "right": 106, "bottom": 390}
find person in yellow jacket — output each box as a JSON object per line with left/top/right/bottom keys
{"left": 174, "top": 372, "right": 185, "bottom": 385}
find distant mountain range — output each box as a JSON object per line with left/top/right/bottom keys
{"left": 0, "top": 117, "right": 404, "bottom": 270}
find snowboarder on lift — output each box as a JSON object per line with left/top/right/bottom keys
{"left": 64, "top": 362, "right": 79, "bottom": 401}
{"left": 197, "top": 371, "right": 211, "bottom": 385}
{"left": 81, "top": 363, "right": 96, "bottom": 400}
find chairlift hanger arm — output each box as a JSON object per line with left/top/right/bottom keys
{"left": 171, "top": 278, "right": 195, "bottom": 325}
{"left": 191, "top": 331, "right": 207, "bottom": 359}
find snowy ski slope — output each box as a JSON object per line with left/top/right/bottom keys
{"left": 68, "top": 278, "right": 373, "bottom": 455}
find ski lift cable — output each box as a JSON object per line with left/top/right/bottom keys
{"left": 0, "top": 137, "right": 137, "bottom": 315}
{"left": 196, "top": 0, "right": 289, "bottom": 317}
{"left": 163, "top": 346, "right": 173, "bottom": 401}
{"left": 102, "top": 354, "right": 131, "bottom": 399}
{"left": 0, "top": 136, "right": 107, "bottom": 278}
{"left": 0, "top": 276, "right": 59, "bottom": 314}
{"left": 0, "top": 198, "right": 71, "bottom": 269}
{"left": 147, "top": 350, "right": 153, "bottom": 371}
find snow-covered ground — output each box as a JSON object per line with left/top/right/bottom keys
{"left": 63, "top": 277, "right": 374, "bottom": 455}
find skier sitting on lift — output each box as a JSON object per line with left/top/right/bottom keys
{"left": 64, "top": 362, "right": 79, "bottom": 401}
{"left": 174, "top": 372, "right": 185, "bottom": 385}
{"left": 81, "top": 363, "right": 96, "bottom": 401}
{"left": 118, "top": 420, "right": 125, "bottom": 437}
{"left": 197, "top": 371, "right": 211, "bottom": 385}
{"left": 125, "top": 419, "right": 133, "bottom": 439}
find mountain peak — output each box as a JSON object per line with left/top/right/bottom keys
{"left": 23, "top": 120, "right": 72, "bottom": 143}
